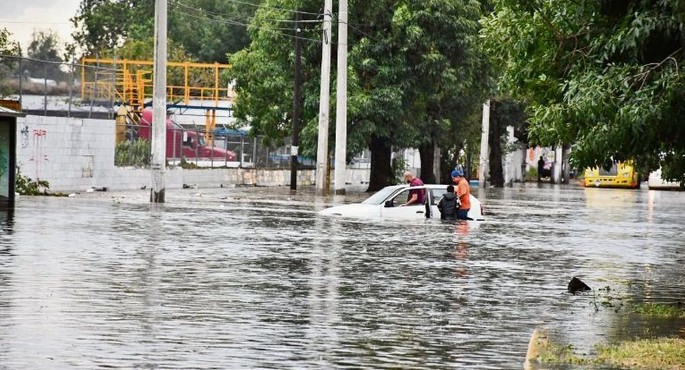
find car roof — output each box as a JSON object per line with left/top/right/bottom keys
{"left": 391, "top": 184, "right": 451, "bottom": 189}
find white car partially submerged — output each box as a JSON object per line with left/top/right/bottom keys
{"left": 319, "top": 184, "right": 485, "bottom": 221}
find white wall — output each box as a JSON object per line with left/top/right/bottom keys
{"left": 503, "top": 126, "right": 526, "bottom": 185}
{"left": 17, "top": 115, "right": 115, "bottom": 191}
{"left": 504, "top": 147, "right": 526, "bottom": 185}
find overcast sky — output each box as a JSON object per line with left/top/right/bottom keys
{"left": 0, "top": 0, "right": 81, "bottom": 54}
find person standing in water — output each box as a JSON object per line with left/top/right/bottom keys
{"left": 451, "top": 170, "right": 471, "bottom": 220}
{"left": 438, "top": 184, "right": 458, "bottom": 220}
{"left": 401, "top": 171, "right": 425, "bottom": 206}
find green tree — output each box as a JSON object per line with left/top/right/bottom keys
{"left": 481, "top": 0, "right": 685, "bottom": 184}
{"left": 229, "top": 0, "right": 490, "bottom": 191}
{"left": 168, "top": 0, "right": 257, "bottom": 63}
{"left": 0, "top": 28, "right": 21, "bottom": 96}
{"left": 72, "top": 0, "right": 257, "bottom": 62}
{"left": 71, "top": 0, "right": 148, "bottom": 54}
{"left": 392, "top": 0, "right": 490, "bottom": 184}
{"left": 0, "top": 28, "right": 20, "bottom": 56}
{"left": 25, "top": 30, "right": 65, "bottom": 80}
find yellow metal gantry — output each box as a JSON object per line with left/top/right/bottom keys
{"left": 81, "top": 58, "right": 234, "bottom": 138}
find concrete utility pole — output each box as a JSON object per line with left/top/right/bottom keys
{"left": 479, "top": 100, "right": 490, "bottom": 187}
{"left": 334, "top": 0, "right": 348, "bottom": 195}
{"left": 315, "top": 0, "right": 333, "bottom": 194}
{"left": 290, "top": 14, "right": 302, "bottom": 190}
{"left": 151, "top": 0, "right": 167, "bottom": 203}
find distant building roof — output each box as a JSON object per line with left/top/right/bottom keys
{"left": 0, "top": 105, "right": 25, "bottom": 118}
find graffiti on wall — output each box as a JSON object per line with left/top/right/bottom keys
{"left": 20, "top": 125, "right": 29, "bottom": 149}
{"left": 28, "top": 127, "right": 49, "bottom": 180}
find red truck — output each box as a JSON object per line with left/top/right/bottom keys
{"left": 137, "top": 109, "right": 237, "bottom": 162}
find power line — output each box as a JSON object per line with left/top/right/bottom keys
{"left": 171, "top": 0, "right": 320, "bottom": 19}
{"left": 329, "top": 14, "right": 379, "bottom": 43}
{"left": 172, "top": 1, "right": 319, "bottom": 28}
{"left": 170, "top": 1, "right": 324, "bottom": 44}
{"left": 171, "top": 0, "right": 373, "bottom": 47}
{"left": 201, "top": 0, "right": 322, "bottom": 17}
{"left": 0, "top": 20, "right": 71, "bottom": 24}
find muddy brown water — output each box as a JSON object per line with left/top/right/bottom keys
{"left": 0, "top": 183, "right": 683, "bottom": 369}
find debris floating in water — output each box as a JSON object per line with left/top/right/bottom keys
{"left": 568, "top": 277, "right": 591, "bottom": 294}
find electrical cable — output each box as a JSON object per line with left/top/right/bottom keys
{"left": 170, "top": 1, "right": 324, "bottom": 44}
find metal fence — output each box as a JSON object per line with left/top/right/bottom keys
{"left": 0, "top": 55, "right": 116, "bottom": 118}
{"left": 1, "top": 55, "right": 372, "bottom": 170}
{"left": 115, "top": 122, "right": 317, "bottom": 170}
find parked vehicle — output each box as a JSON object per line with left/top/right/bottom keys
{"left": 583, "top": 161, "right": 639, "bottom": 189}
{"left": 318, "top": 184, "right": 485, "bottom": 221}
{"left": 648, "top": 168, "right": 683, "bottom": 190}
{"left": 137, "top": 109, "right": 236, "bottom": 161}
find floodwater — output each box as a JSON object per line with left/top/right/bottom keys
{"left": 0, "top": 183, "right": 683, "bottom": 369}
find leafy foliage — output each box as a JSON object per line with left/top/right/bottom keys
{"left": 167, "top": 0, "right": 255, "bottom": 63}
{"left": 72, "top": 0, "right": 256, "bottom": 62}
{"left": 0, "top": 29, "right": 19, "bottom": 56}
{"left": 115, "top": 138, "right": 151, "bottom": 167}
{"left": 25, "top": 30, "right": 65, "bottom": 79}
{"left": 229, "top": 0, "right": 491, "bottom": 188}
{"left": 481, "top": 0, "right": 685, "bottom": 183}
{"left": 0, "top": 28, "right": 21, "bottom": 96}
{"left": 15, "top": 167, "right": 50, "bottom": 195}
{"left": 71, "top": 0, "right": 148, "bottom": 53}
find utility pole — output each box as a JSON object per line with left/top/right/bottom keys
{"left": 334, "top": 0, "right": 348, "bottom": 195}
{"left": 315, "top": 0, "right": 333, "bottom": 194}
{"left": 290, "top": 13, "right": 302, "bottom": 190}
{"left": 151, "top": 0, "right": 167, "bottom": 203}
{"left": 479, "top": 100, "right": 490, "bottom": 187}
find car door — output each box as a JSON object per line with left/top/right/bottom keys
{"left": 428, "top": 187, "right": 447, "bottom": 217}
{"left": 380, "top": 187, "right": 431, "bottom": 219}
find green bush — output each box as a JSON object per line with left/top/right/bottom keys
{"left": 15, "top": 167, "right": 50, "bottom": 195}
{"left": 115, "top": 138, "right": 151, "bottom": 167}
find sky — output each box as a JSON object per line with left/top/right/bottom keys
{"left": 0, "top": 0, "right": 81, "bottom": 53}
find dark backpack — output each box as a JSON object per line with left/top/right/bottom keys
{"left": 438, "top": 196, "right": 458, "bottom": 219}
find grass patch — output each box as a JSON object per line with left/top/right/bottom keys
{"left": 632, "top": 303, "right": 685, "bottom": 318}
{"left": 537, "top": 342, "right": 591, "bottom": 366}
{"left": 537, "top": 338, "right": 685, "bottom": 369}
{"left": 596, "top": 337, "right": 685, "bottom": 369}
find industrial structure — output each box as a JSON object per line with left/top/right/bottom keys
{"left": 80, "top": 58, "right": 234, "bottom": 143}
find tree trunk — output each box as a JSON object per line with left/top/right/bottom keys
{"left": 439, "top": 146, "right": 462, "bottom": 184}
{"left": 439, "top": 150, "right": 451, "bottom": 184}
{"left": 465, "top": 149, "right": 472, "bottom": 181}
{"left": 367, "top": 136, "right": 393, "bottom": 192}
{"left": 418, "top": 142, "right": 436, "bottom": 184}
{"left": 489, "top": 115, "right": 504, "bottom": 187}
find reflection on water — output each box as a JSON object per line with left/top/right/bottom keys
{"left": 0, "top": 184, "right": 683, "bottom": 368}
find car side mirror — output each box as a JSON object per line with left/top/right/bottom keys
{"left": 384, "top": 200, "right": 393, "bottom": 208}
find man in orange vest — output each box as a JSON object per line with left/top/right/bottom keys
{"left": 451, "top": 170, "right": 471, "bottom": 220}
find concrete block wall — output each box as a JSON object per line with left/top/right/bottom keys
{"left": 16, "top": 116, "right": 115, "bottom": 191}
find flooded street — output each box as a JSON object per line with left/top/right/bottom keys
{"left": 0, "top": 183, "right": 683, "bottom": 369}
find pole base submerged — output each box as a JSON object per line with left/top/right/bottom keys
{"left": 150, "top": 188, "right": 165, "bottom": 203}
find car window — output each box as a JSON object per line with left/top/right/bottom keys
{"left": 387, "top": 188, "right": 427, "bottom": 206}
{"left": 430, "top": 188, "right": 448, "bottom": 205}
{"left": 362, "top": 186, "right": 401, "bottom": 205}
